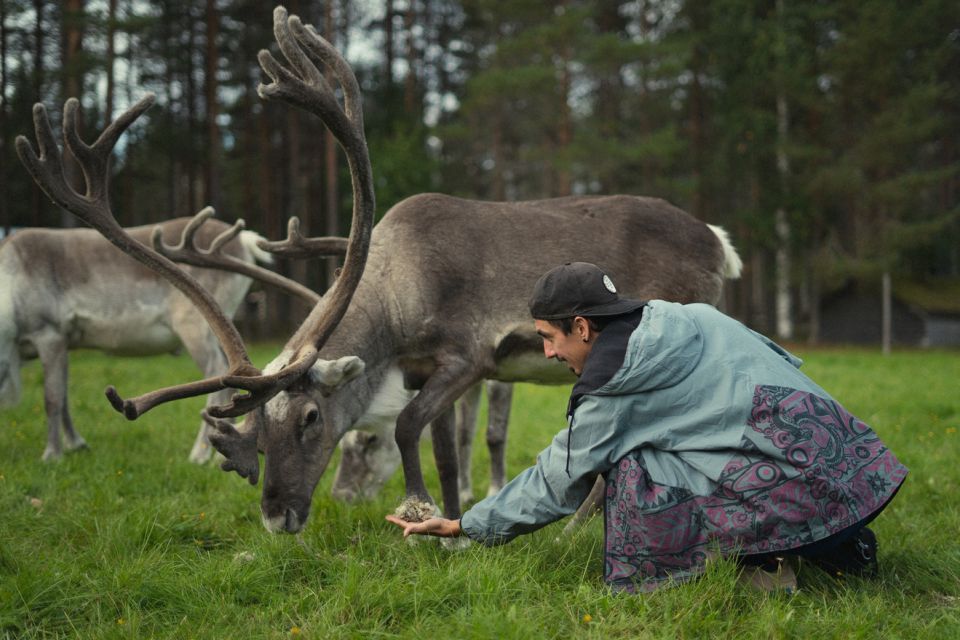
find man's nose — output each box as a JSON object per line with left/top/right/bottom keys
{"left": 542, "top": 342, "right": 555, "bottom": 359}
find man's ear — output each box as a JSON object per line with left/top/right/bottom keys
{"left": 310, "top": 356, "right": 366, "bottom": 388}
{"left": 574, "top": 316, "right": 591, "bottom": 341}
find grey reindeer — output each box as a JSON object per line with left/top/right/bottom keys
{"left": 17, "top": 6, "right": 741, "bottom": 538}
{"left": 157, "top": 214, "right": 515, "bottom": 507}
{"left": 0, "top": 214, "right": 270, "bottom": 462}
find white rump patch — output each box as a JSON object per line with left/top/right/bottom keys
{"left": 240, "top": 230, "right": 274, "bottom": 265}
{"left": 707, "top": 224, "right": 744, "bottom": 279}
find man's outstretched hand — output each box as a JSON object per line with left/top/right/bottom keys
{"left": 385, "top": 515, "right": 463, "bottom": 538}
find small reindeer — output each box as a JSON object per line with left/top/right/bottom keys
{"left": 17, "top": 6, "right": 741, "bottom": 536}
{"left": 0, "top": 215, "right": 269, "bottom": 461}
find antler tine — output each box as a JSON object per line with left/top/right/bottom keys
{"left": 17, "top": 96, "right": 263, "bottom": 420}
{"left": 202, "top": 410, "right": 260, "bottom": 485}
{"left": 153, "top": 208, "right": 320, "bottom": 306}
{"left": 296, "top": 20, "right": 364, "bottom": 132}
{"left": 255, "top": 216, "right": 349, "bottom": 259}
{"left": 209, "top": 218, "right": 245, "bottom": 253}
{"left": 257, "top": 9, "right": 361, "bottom": 152}
{"left": 63, "top": 96, "right": 150, "bottom": 202}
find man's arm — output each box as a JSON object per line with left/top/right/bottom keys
{"left": 384, "top": 394, "right": 629, "bottom": 544}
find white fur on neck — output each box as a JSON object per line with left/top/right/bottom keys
{"left": 261, "top": 350, "right": 295, "bottom": 422}
{"left": 353, "top": 366, "right": 414, "bottom": 438}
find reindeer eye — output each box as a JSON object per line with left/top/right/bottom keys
{"left": 303, "top": 407, "right": 319, "bottom": 426}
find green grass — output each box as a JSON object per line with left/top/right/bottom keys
{"left": 1, "top": 345, "right": 959, "bottom": 639}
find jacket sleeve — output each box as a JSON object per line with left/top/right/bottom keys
{"left": 460, "top": 395, "right": 625, "bottom": 545}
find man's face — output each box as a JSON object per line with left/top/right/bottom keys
{"left": 535, "top": 318, "right": 594, "bottom": 376}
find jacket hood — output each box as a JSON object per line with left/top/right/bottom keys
{"left": 595, "top": 301, "right": 704, "bottom": 395}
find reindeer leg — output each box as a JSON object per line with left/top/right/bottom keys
{"left": 35, "top": 333, "right": 69, "bottom": 461}
{"left": 431, "top": 405, "right": 461, "bottom": 519}
{"left": 394, "top": 359, "right": 480, "bottom": 521}
{"left": 485, "top": 381, "right": 513, "bottom": 497}
{"left": 561, "top": 474, "right": 606, "bottom": 536}
{"left": 60, "top": 387, "right": 87, "bottom": 452}
{"left": 455, "top": 382, "right": 482, "bottom": 505}
{"left": 172, "top": 309, "right": 231, "bottom": 464}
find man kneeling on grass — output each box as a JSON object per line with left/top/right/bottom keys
{"left": 386, "top": 262, "right": 907, "bottom": 593}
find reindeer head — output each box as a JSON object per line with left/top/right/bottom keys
{"left": 16, "top": 6, "right": 375, "bottom": 534}
{"left": 242, "top": 354, "right": 366, "bottom": 533}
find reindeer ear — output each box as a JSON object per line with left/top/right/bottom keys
{"left": 310, "top": 356, "right": 366, "bottom": 388}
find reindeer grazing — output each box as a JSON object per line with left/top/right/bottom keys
{"left": 17, "top": 6, "right": 742, "bottom": 536}
{"left": 170, "top": 215, "right": 517, "bottom": 508}
{"left": 0, "top": 214, "right": 269, "bottom": 462}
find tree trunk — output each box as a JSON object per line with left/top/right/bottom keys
{"left": 121, "top": 0, "right": 137, "bottom": 225}
{"left": 773, "top": 0, "right": 793, "bottom": 339}
{"left": 185, "top": 7, "right": 197, "bottom": 214}
{"left": 323, "top": 0, "right": 340, "bottom": 289}
{"left": 384, "top": 0, "right": 395, "bottom": 104}
{"left": 60, "top": 0, "right": 86, "bottom": 228}
{"left": 0, "top": 0, "right": 8, "bottom": 231}
{"left": 881, "top": 272, "right": 892, "bottom": 355}
{"left": 806, "top": 251, "right": 821, "bottom": 345}
{"left": 751, "top": 249, "right": 768, "bottom": 333}
{"left": 492, "top": 116, "right": 506, "bottom": 201}
{"left": 556, "top": 27, "right": 573, "bottom": 197}
{"left": 403, "top": 0, "right": 418, "bottom": 116}
{"left": 204, "top": 0, "right": 221, "bottom": 209}
{"left": 30, "top": 0, "right": 45, "bottom": 225}
{"left": 104, "top": 0, "right": 116, "bottom": 123}
{"left": 687, "top": 1, "right": 707, "bottom": 218}
{"left": 161, "top": 1, "right": 176, "bottom": 219}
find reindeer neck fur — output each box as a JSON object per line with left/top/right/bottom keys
{"left": 270, "top": 272, "right": 402, "bottom": 436}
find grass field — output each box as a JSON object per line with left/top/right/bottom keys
{"left": 1, "top": 344, "right": 958, "bottom": 639}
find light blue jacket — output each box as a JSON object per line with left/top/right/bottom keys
{"left": 460, "top": 300, "right": 833, "bottom": 545}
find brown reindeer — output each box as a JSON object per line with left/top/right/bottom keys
{"left": 16, "top": 6, "right": 741, "bottom": 537}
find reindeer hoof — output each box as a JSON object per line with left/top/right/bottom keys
{"left": 66, "top": 437, "right": 89, "bottom": 453}
{"left": 394, "top": 497, "right": 440, "bottom": 523}
{"left": 404, "top": 534, "right": 440, "bottom": 547}
{"left": 41, "top": 448, "right": 63, "bottom": 462}
{"left": 441, "top": 536, "right": 472, "bottom": 551}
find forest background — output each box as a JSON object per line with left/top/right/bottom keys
{"left": 1, "top": 0, "right": 958, "bottom": 342}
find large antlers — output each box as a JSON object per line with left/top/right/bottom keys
{"left": 15, "top": 5, "right": 375, "bottom": 427}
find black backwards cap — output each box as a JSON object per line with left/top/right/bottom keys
{"left": 528, "top": 262, "right": 645, "bottom": 320}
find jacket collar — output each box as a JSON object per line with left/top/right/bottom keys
{"left": 566, "top": 306, "right": 646, "bottom": 418}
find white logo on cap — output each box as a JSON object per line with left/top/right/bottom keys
{"left": 603, "top": 274, "right": 617, "bottom": 293}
